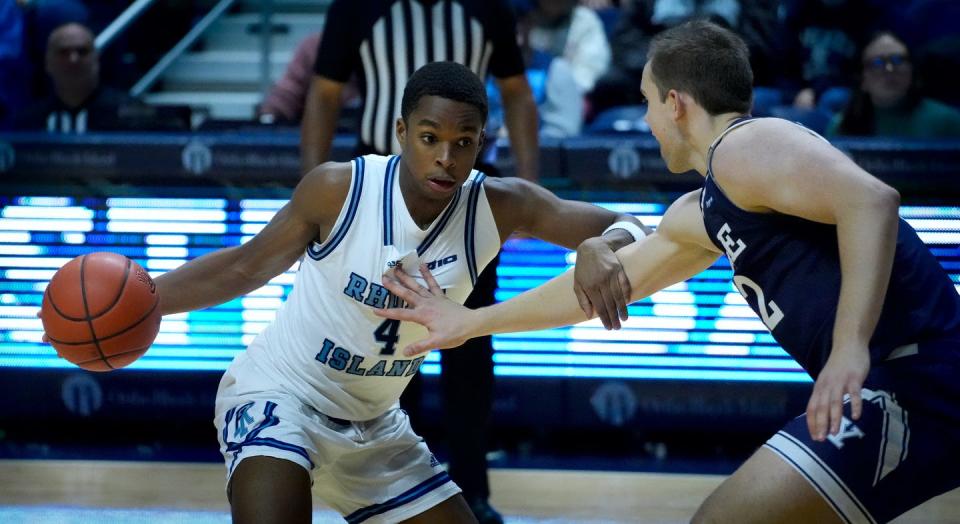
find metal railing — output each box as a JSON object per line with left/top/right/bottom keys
{"left": 94, "top": 0, "right": 158, "bottom": 52}
{"left": 94, "top": 0, "right": 282, "bottom": 106}
{"left": 130, "top": 0, "right": 241, "bottom": 98}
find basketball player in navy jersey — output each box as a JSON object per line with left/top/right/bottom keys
{"left": 378, "top": 22, "right": 960, "bottom": 523}
{"left": 130, "top": 61, "right": 645, "bottom": 523}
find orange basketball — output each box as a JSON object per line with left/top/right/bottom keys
{"left": 41, "top": 252, "right": 161, "bottom": 371}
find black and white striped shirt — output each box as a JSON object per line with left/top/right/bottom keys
{"left": 13, "top": 87, "right": 131, "bottom": 134}
{"left": 314, "top": 0, "right": 525, "bottom": 154}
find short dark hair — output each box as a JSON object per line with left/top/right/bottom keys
{"left": 401, "top": 61, "right": 488, "bottom": 123}
{"left": 648, "top": 20, "right": 753, "bottom": 115}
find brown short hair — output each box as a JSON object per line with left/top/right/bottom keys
{"left": 648, "top": 20, "right": 753, "bottom": 115}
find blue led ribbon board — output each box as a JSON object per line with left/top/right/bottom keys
{"left": 1, "top": 197, "right": 958, "bottom": 381}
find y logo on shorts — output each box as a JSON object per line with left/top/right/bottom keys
{"left": 826, "top": 416, "right": 865, "bottom": 449}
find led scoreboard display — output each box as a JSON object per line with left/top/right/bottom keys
{"left": 1, "top": 196, "right": 958, "bottom": 382}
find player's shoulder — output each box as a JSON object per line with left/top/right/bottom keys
{"left": 297, "top": 160, "right": 354, "bottom": 207}
{"left": 711, "top": 117, "right": 830, "bottom": 183}
{"left": 303, "top": 160, "right": 353, "bottom": 189}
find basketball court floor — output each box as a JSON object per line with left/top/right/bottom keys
{"left": 1, "top": 460, "right": 957, "bottom": 523}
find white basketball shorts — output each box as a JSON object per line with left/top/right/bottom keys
{"left": 214, "top": 352, "right": 461, "bottom": 523}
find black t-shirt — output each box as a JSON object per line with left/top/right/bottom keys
{"left": 14, "top": 86, "right": 132, "bottom": 133}
{"left": 314, "top": 0, "right": 525, "bottom": 154}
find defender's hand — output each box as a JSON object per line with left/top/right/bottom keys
{"left": 806, "top": 346, "right": 870, "bottom": 441}
{"left": 376, "top": 264, "right": 474, "bottom": 356}
{"left": 573, "top": 237, "right": 631, "bottom": 330}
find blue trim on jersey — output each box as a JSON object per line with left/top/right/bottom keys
{"left": 382, "top": 155, "right": 401, "bottom": 246}
{"left": 344, "top": 471, "right": 453, "bottom": 523}
{"left": 464, "top": 173, "right": 487, "bottom": 286}
{"left": 307, "top": 157, "right": 366, "bottom": 261}
{"left": 416, "top": 186, "right": 463, "bottom": 256}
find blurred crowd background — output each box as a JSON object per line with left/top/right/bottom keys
{"left": 2, "top": 0, "right": 959, "bottom": 140}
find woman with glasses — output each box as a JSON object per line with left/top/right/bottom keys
{"left": 827, "top": 31, "right": 960, "bottom": 138}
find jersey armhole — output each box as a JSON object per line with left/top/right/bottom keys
{"left": 306, "top": 157, "right": 366, "bottom": 261}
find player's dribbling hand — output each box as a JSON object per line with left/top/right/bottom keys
{"left": 376, "top": 264, "right": 473, "bottom": 356}
{"left": 806, "top": 345, "right": 870, "bottom": 441}
{"left": 573, "top": 237, "right": 631, "bottom": 330}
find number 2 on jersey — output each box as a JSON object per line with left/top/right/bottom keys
{"left": 374, "top": 319, "right": 400, "bottom": 355}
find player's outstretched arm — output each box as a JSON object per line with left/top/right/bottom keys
{"left": 485, "top": 177, "right": 650, "bottom": 330}
{"left": 711, "top": 119, "right": 901, "bottom": 441}
{"left": 155, "top": 162, "right": 351, "bottom": 315}
{"left": 378, "top": 192, "right": 719, "bottom": 356}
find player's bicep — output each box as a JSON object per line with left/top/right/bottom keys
{"left": 491, "top": 178, "right": 618, "bottom": 248}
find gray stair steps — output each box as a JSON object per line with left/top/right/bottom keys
{"left": 237, "top": 0, "right": 330, "bottom": 13}
{"left": 202, "top": 13, "right": 325, "bottom": 51}
{"left": 144, "top": 91, "right": 263, "bottom": 120}
{"left": 145, "top": 5, "right": 330, "bottom": 122}
{"left": 161, "top": 50, "right": 293, "bottom": 89}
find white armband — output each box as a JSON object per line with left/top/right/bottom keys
{"left": 602, "top": 221, "right": 647, "bottom": 243}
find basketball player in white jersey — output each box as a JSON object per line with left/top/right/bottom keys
{"left": 148, "top": 61, "right": 646, "bottom": 523}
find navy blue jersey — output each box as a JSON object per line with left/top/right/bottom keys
{"left": 700, "top": 120, "right": 960, "bottom": 377}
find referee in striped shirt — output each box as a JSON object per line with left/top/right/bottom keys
{"left": 301, "top": 2, "right": 540, "bottom": 523}
{"left": 301, "top": 0, "right": 538, "bottom": 181}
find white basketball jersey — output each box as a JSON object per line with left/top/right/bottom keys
{"left": 244, "top": 154, "right": 501, "bottom": 420}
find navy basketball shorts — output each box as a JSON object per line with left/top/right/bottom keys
{"left": 765, "top": 336, "right": 960, "bottom": 523}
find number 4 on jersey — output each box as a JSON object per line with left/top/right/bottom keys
{"left": 374, "top": 319, "right": 400, "bottom": 355}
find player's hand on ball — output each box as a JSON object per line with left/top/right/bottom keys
{"left": 375, "top": 264, "right": 473, "bottom": 356}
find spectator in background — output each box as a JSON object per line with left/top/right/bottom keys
{"left": 257, "top": 33, "right": 322, "bottom": 124}
{"left": 18, "top": 0, "right": 89, "bottom": 101}
{"left": 521, "top": 0, "right": 611, "bottom": 137}
{"left": 736, "top": 0, "right": 782, "bottom": 88}
{"left": 586, "top": 0, "right": 741, "bottom": 119}
{"left": 256, "top": 32, "right": 360, "bottom": 125}
{"left": 894, "top": 0, "right": 960, "bottom": 109}
{"left": 14, "top": 22, "right": 133, "bottom": 133}
{"left": 779, "top": 0, "right": 873, "bottom": 110}
{"left": 0, "top": 0, "right": 27, "bottom": 129}
{"left": 578, "top": 0, "right": 618, "bottom": 8}
{"left": 827, "top": 31, "right": 960, "bottom": 138}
